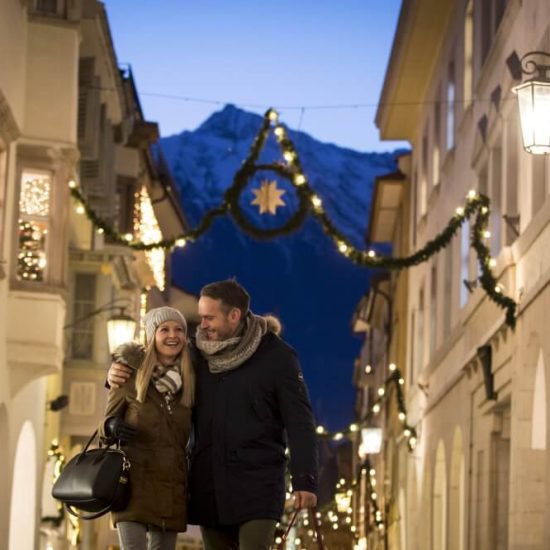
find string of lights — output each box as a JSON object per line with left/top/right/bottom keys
{"left": 274, "top": 363, "right": 417, "bottom": 548}
{"left": 276, "top": 457, "right": 392, "bottom": 548}
{"left": 314, "top": 364, "right": 417, "bottom": 452}
{"left": 68, "top": 107, "right": 517, "bottom": 329}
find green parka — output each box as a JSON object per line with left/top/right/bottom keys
{"left": 99, "top": 343, "right": 192, "bottom": 532}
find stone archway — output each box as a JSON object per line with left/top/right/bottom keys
{"left": 432, "top": 441, "right": 447, "bottom": 550}
{"left": 0, "top": 405, "right": 9, "bottom": 549}
{"left": 9, "top": 421, "right": 37, "bottom": 550}
{"left": 419, "top": 457, "right": 432, "bottom": 549}
{"left": 531, "top": 349, "right": 546, "bottom": 450}
{"left": 449, "top": 427, "right": 465, "bottom": 550}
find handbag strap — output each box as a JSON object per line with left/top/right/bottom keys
{"left": 277, "top": 507, "right": 324, "bottom": 550}
{"left": 65, "top": 503, "right": 112, "bottom": 521}
{"left": 76, "top": 430, "right": 121, "bottom": 465}
{"left": 309, "top": 507, "right": 325, "bottom": 550}
{"left": 75, "top": 429, "right": 101, "bottom": 465}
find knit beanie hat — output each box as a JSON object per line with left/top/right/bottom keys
{"left": 143, "top": 306, "right": 187, "bottom": 343}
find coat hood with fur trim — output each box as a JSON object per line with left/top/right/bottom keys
{"left": 111, "top": 341, "right": 145, "bottom": 370}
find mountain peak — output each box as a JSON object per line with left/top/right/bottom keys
{"left": 196, "top": 104, "right": 264, "bottom": 140}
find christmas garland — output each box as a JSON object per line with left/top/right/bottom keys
{"left": 40, "top": 440, "right": 66, "bottom": 526}
{"left": 69, "top": 108, "right": 517, "bottom": 328}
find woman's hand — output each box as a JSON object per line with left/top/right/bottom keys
{"left": 105, "top": 416, "right": 137, "bottom": 444}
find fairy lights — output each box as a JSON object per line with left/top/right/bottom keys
{"left": 17, "top": 172, "right": 51, "bottom": 282}
{"left": 137, "top": 187, "right": 166, "bottom": 291}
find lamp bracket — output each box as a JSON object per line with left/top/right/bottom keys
{"left": 520, "top": 51, "right": 550, "bottom": 82}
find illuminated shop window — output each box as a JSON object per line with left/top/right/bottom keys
{"left": 17, "top": 171, "right": 51, "bottom": 281}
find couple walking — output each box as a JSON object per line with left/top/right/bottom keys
{"left": 101, "top": 279, "right": 319, "bottom": 550}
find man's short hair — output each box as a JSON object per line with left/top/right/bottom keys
{"left": 200, "top": 279, "right": 250, "bottom": 316}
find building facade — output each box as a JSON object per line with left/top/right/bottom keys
{"left": 368, "top": 0, "right": 550, "bottom": 548}
{"left": 0, "top": 1, "right": 199, "bottom": 549}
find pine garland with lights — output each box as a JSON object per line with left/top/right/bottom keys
{"left": 68, "top": 108, "right": 517, "bottom": 329}
{"left": 41, "top": 440, "right": 66, "bottom": 525}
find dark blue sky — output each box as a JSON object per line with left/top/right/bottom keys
{"left": 104, "top": 0, "right": 405, "bottom": 152}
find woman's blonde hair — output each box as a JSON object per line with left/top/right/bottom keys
{"left": 135, "top": 330, "right": 195, "bottom": 408}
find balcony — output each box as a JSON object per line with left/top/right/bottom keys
{"left": 6, "top": 290, "right": 65, "bottom": 396}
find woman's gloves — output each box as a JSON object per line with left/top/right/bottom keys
{"left": 105, "top": 417, "right": 137, "bottom": 444}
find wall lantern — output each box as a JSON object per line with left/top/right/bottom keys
{"left": 512, "top": 51, "right": 550, "bottom": 155}
{"left": 107, "top": 309, "right": 137, "bottom": 353}
{"left": 64, "top": 300, "right": 137, "bottom": 354}
{"left": 358, "top": 427, "right": 383, "bottom": 458}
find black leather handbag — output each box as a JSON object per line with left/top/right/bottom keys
{"left": 52, "top": 429, "right": 131, "bottom": 520}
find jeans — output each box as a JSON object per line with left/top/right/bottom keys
{"left": 117, "top": 521, "right": 178, "bottom": 550}
{"left": 201, "top": 519, "right": 277, "bottom": 550}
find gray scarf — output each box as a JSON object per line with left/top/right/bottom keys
{"left": 195, "top": 313, "right": 267, "bottom": 373}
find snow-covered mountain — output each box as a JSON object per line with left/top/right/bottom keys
{"left": 160, "top": 105, "right": 403, "bottom": 430}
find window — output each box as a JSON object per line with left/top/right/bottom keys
{"left": 71, "top": 273, "right": 97, "bottom": 360}
{"left": 433, "top": 85, "right": 442, "bottom": 186}
{"left": 35, "top": 0, "right": 60, "bottom": 15}
{"left": 416, "top": 286, "right": 425, "bottom": 372}
{"left": 464, "top": 0, "right": 474, "bottom": 109}
{"left": 479, "top": 0, "right": 509, "bottom": 65}
{"left": 420, "top": 129, "right": 428, "bottom": 213}
{"left": 531, "top": 155, "right": 547, "bottom": 218}
{"left": 17, "top": 170, "right": 52, "bottom": 282}
{"left": 443, "top": 240, "right": 453, "bottom": 338}
{"left": 460, "top": 221, "right": 471, "bottom": 308}
{"left": 409, "top": 311, "right": 416, "bottom": 385}
{"left": 0, "top": 149, "right": 7, "bottom": 265}
{"left": 504, "top": 116, "right": 519, "bottom": 245}
{"left": 446, "top": 62, "right": 456, "bottom": 151}
{"left": 430, "top": 263, "right": 438, "bottom": 356}
{"left": 490, "top": 146, "right": 502, "bottom": 257}
{"left": 412, "top": 167, "right": 418, "bottom": 247}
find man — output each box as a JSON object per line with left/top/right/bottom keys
{"left": 108, "top": 279, "right": 318, "bottom": 549}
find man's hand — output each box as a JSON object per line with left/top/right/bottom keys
{"left": 293, "top": 491, "right": 317, "bottom": 509}
{"left": 107, "top": 362, "right": 132, "bottom": 389}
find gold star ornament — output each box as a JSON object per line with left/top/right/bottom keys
{"left": 251, "top": 179, "right": 286, "bottom": 215}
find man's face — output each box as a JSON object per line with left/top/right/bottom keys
{"left": 198, "top": 296, "right": 241, "bottom": 341}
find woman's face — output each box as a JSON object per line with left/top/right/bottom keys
{"left": 155, "top": 320, "right": 186, "bottom": 364}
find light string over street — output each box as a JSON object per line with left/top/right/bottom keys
{"left": 68, "top": 108, "right": 517, "bottom": 329}
{"left": 315, "top": 364, "right": 417, "bottom": 452}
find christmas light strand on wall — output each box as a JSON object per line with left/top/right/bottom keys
{"left": 315, "top": 364, "right": 417, "bottom": 451}
{"left": 41, "top": 440, "right": 65, "bottom": 525}
{"left": 282, "top": 459, "right": 386, "bottom": 547}
{"left": 68, "top": 109, "right": 517, "bottom": 328}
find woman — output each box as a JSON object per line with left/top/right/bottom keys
{"left": 100, "top": 306, "right": 194, "bottom": 550}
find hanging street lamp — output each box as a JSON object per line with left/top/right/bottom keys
{"left": 107, "top": 308, "right": 137, "bottom": 353}
{"left": 513, "top": 51, "right": 550, "bottom": 155}
{"left": 358, "top": 427, "right": 383, "bottom": 458}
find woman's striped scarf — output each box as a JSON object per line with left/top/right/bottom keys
{"left": 151, "top": 363, "right": 182, "bottom": 395}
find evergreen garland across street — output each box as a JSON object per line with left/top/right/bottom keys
{"left": 69, "top": 108, "right": 517, "bottom": 332}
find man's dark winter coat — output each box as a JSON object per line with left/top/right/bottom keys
{"left": 188, "top": 331, "right": 318, "bottom": 526}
